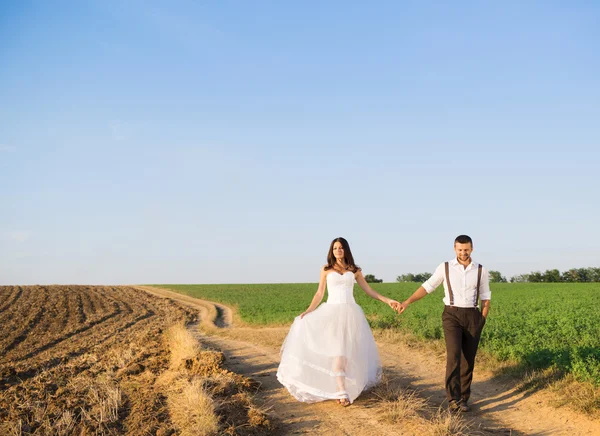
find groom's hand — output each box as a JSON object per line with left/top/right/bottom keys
{"left": 396, "top": 301, "right": 409, "bottom": 314}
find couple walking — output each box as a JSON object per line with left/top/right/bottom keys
{"left": 276, "top": 235, "right": 491, "bottom": 412}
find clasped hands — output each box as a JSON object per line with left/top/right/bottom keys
{"left": 301, "top": 300, "right": 408, "bottom": 319}
{"left": 388, "top": 300, "right": 408, "bottom": 314}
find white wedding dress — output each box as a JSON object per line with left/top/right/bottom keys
{"left": 276, "top": 271, "right": 382, "bottom": 404}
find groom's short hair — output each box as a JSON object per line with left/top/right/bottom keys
{"left": 454, "top": 235, "right": 473, "bottom": 245}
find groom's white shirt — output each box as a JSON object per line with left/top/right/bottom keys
{"left": 422, "top": 258, "right": 492, "bottom": 307}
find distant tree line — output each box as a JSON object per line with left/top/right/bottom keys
{"left": 396, "top": 273, "right": 432, "bottom": 283}
{"left": 509, "top": 267, "right": 600, "bottom": 283}
{"left": 364, "top": 274, "right": 383, "bottom": 283}
{"left": 395, "top": 267, "right": 600, "bottom": 283}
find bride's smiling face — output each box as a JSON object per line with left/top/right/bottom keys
{"left": 333, "top": 242, "right": 345, "bottom": 260}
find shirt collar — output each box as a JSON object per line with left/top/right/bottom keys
{"left": 450, "top": 258, "right": 477, "bottom": 269}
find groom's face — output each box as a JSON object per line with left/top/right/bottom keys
{"left": 454, "top": 242, "right": 473, "bottom": 262}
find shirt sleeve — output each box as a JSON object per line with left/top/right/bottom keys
{"left": 422, "top": 263, "right": 445, "bottom": 293}
{"left": 479, "top": 267, "right": 492, "bottom": 301}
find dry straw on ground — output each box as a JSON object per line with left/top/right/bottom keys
{"left": 372, "top": 375, "right": 471, "bottom": 435}
{"left": 167, "top": 378, "right": 218, "bottom": 436}
{"left": 162, "top": 323, "right": 272, "bottom": 436}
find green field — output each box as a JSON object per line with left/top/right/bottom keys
{"left": 158, "top": 282, "right": 600, "bottom": 385}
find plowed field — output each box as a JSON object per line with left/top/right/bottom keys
{"left": 0, "top": 285, "right": 197, "bottom": 435}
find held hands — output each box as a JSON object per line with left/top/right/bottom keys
{"left": 388, "top": 300, "right": 402, "bottom": 312}
{"left": 394, "top": 301, "right": 409, "bottom": 314}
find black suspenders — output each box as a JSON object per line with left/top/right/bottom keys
{"left": 445, "top": 262, "right": 483, "bottom": 308}
{"left": 445, "top": 262, "right": 454, "bottom": 306}
{"left": 475, "top": 264, "right": 483, "bottom": 308}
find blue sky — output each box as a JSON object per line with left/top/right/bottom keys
{"left": 1, "top": 1, "right": 599, "bottom": 284}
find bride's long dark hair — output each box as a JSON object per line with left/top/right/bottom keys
{"left": 324, "top": 237, "right": 360, "bottom": 272}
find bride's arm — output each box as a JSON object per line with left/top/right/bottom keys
{"left": 355, "top": 270, "right": 400, "bottom": 310}
{"left": 300, "top": 266, "right": 328, "bottom": 318}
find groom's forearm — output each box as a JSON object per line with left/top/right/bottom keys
{"left": 404, "top": 287, "right": 428, "bottom": 305}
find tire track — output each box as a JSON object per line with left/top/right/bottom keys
{"left": 0, "top": 286, "right": 24, "bottom": 323}
{"left": 9, "top": 287, "right": 65, "bottom": 357}
{"left": 75, "top": 291, "right": 86, "bottom": 324}
{"left": 135, "top": 286, "right": 232, "bottom": 328}
{"left": 80, "top": 288, "right": 95, "bottom": 321}
{"left": 109, "top": 286, "right": 134, "bottom": 314}
{"left": 0, "top": 286, "right": 22, "bottom": 313}
{"left": 2, "top": 312, "right": 159, "bottom": 387}
{"left": 8, "top": 287, "right": 165, "bottom": 365}
{"left": 0, "top": 287, "right": 48, "bottom": 356}
{"left": 57, "top": 288, "right": 70, "bottom": 332}
{"left": 0, "top": 286, "right": 10, "bottom": 307}
{"left": 15, "top": 309, "right": 123, "bottom": 362}
{"left": 5, "top": 287, "right": 119, "bottom": 363}
{"left": 88, "top": 286, "right": 109, "bottom": 315}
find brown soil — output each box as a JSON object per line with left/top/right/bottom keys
{"left": 0, "top": 285, "right": 200, "bottom": 435}
{"left": 0, "top": 285, "right": 204, "bottom": 435}
{"left": 0, "top": 285, "right": 274, "bottom": 436}
{"left": 141, "top": 286, "right": 600, "bottom": 436}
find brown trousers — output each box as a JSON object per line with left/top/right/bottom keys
{"left": 442, "top": 305, "right": 486, "bottom": 402}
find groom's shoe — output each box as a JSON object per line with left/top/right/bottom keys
{"left": 449, "top": 399, "right": 469, "bottom": 413}
{"left": 448, "top": 400, "right": 461, "bottom": 413}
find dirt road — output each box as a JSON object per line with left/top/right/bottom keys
{"left": 139, "top": 286, "right": 600, "bottom": 436}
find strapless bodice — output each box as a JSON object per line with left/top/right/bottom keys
{"left": 326, "top": 271, "right": 356, "bottom": 304}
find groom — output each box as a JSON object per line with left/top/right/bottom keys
{"left": 396, "top": 235, "right": 491, "bottom": 412}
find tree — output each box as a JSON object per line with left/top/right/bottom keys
{"left": 509, "top": 266, "right": 600, "bottom": 283}
{"left": 528, "top": 271, "right": 543, "bottom": 282}
{"left": 396, "top": 273, "right": 416, "bottom": 282}
{"left": 396, "top": 272, "right": 432, "bottom": 282}
{"left": 577, "top": 268, "right": 591, "bottom": 282}
{"left": 415, "top": 272, "right": 432, "bottom": 282}
{"left": 489, "top": 270, "right": 507, "bottom": 283}
{"left": 510, "top": 274, "right": 529, "bottom": 283}
{"left": 588, "top": 267, "right": 600, "bottom": 282}
{"left": 562, "top": 269, "right": 579, "bottom": 282}
{"left": 364, "top": 274, "right": 383, "bottom": 283}
{"left": 542, "top": 269, "right": 561, "bottom": 282}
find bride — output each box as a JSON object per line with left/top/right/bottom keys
{"left": 276, "top": 237, "right": 400, "bottom": 406}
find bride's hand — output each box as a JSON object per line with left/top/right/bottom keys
{"left": 388, "top": 300, "right": 401, "bottom": 312}
{"left": 300, "top": 310, "right": 312, "bottom": 319}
